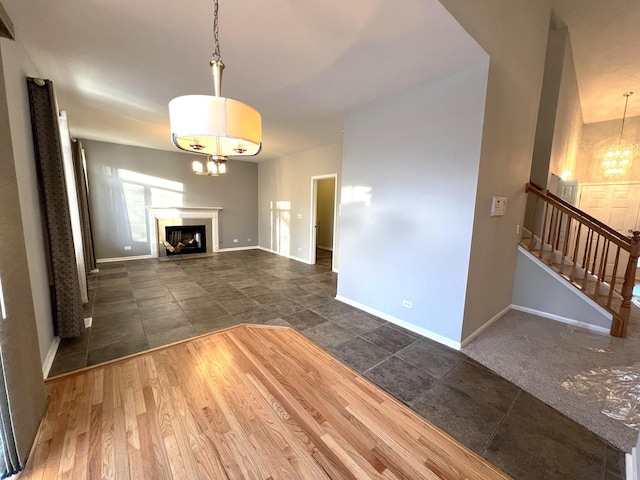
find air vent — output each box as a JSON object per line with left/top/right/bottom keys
{"left": 0, "top": 2, "right": 15, "bottom": 40}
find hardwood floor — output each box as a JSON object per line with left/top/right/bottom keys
{"left": 23, "top": 325, "right": 511, "bottom": 479}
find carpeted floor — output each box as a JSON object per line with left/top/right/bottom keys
{"left": 462, "top": 305, "right": 640, "bottom": 452}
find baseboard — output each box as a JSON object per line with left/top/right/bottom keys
{"left": 317, "top": 245, "right": 333, "bottom": 251}
{"left": 97, "top": 254, "right": 153, "bottom": 263}
{"left": 510, "top": 304, "right": 610, "bottom": 335}
{"left": 627, "top": 448, "right": 637, "bottom": 480}
{"left": 460, "top": 305, "right": 511, "bottom": 348}
{"left": 258, "top": 247, "right": 314, "bottom": 265}
{"left": 42, "top": 336, "right": 60, "bottom": 379}
{"left": 85, "top": 317, "right": 92, "bottom": 328}
{"left": 217, "top": 245, "right": 259, "bottom": 252}
{"left": 335, "top": 295, "right": 461, "bottom": 350}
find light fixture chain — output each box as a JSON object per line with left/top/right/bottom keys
{"left": 211, "top": 0, "right": 221, "bottom": 63}
{"left": 618, "top": 92, "right": 632, "bottom": 145}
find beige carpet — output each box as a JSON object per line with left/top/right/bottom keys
{"left": 462, "top": 305, "right": 640, "bottom": 452}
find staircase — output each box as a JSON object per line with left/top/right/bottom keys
{"left": 523, "top": 183, "right": 640, "bottom": 337}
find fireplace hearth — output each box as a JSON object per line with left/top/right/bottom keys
{"left": 164, "top": 225, "right": 207, "bottom": 255}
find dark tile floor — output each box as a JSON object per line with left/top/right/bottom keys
{"left": 51, "top": 249, "right": 625, "bottom": 480}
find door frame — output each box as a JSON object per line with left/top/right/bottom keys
{"left": 310, "top": 174, "right": 338, "bottom": 271}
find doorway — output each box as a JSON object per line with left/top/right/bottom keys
{"left": 310, "top": 174, "right": 338, "bottom": 271}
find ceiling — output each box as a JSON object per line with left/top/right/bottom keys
{"left": 1, "top": 0, "right": 485, "bottom": 160}
{"left": 2, "top": 1, "right": 639, "bottom": 160}
{"left": 551, "top": 0, "right": 640, "bottom": 124}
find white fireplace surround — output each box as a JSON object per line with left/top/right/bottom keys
{"left": 147, "top": 207, "right": 222, "bottom": 258}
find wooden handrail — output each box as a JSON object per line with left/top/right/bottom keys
{"left": 524, "top": 183, "right": 640, "bottom": 338}
{"left": 526, "top": 183, "right": 632, "bottom": 250}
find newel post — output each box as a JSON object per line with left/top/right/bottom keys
{"left": 612, "top": 231, "right": 640, "bottom": 337}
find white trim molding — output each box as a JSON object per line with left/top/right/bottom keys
{"left": 627, "top": 448, "right": 637, "bottom": 480}
{"left": 97, "top": 254, "right": 153, "bottom": 263}
{"left": 42, "top": 336, "right": 61, "bottom": 378}
{"left": 147, "top": 206, "right": 222, "bottom": 258}
{"left": 258, "top": 247, "right": 314, "bottom": 265}
{"left": 460, "top": 305, "right": 511, "bottom": 348}
{"left": 218, "top": 246, "right": 259, "bottom": 253}
{"left": 335, "top": 295, "right": 462, "bottom": 350}
{"left": 510, "top": 304, "right": 610, "bottom": 335}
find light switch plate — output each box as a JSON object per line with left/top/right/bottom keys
{"left": 491, "top": 196, "right": 507, "bottom": 217}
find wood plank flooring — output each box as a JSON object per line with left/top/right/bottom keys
{"left": 22, "top": 325, "right": 511, "bottom": 479}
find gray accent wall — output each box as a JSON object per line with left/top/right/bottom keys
{"left": 512, "top": 247, "right": 612, "bottom": 330}
{"left": 549, "top": 30, "right": 583, "bottom": 181}
{"left": 83, "top": 140, "right": 258, "bottom": 259}
{"left": 338, "top": 61, "right": 489, "bottom": 342}
{"left": 0, "top": 37, "right": 48, "bottom": 462}
{"left": 258, "top": 143, "right": 342, "bottom": 265}
{"left": 531, "top": 25, "right": 584, "bottom": 188}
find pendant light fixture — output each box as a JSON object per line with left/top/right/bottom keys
{"left": 600, "top": 92, "right": 638, "bottom": 177}
{"left": 192, "top": 155, "right": 227, "bottom": 176}
{"left": 169, "top": 0, "right": 261, "bottom": 176}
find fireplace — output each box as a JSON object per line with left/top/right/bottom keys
{"left": 164, "top": 225, "right": 207, "bottom": 255}
{"left": 147, "top": 207, "right": 222, "bottom": 258}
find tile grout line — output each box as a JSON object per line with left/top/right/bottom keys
{"left": 481, "top": 388, "right": 522, "bottom": 458}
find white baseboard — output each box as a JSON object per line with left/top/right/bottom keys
{"left": 510, "top": 304, "right": 610, "bottom": 335}
{"left": 460, "top": 305, "right": 511, "bottom": 348}
{"left": 317, "top": 245, "right": 333, "bottom": 251}
{"left": 42, "top": 336, "right": 60, "bottom": 379}
{"left": 335, "top": 295, "right": 461, "bottom": 350}
{"left": 258, "top": 247, "right": 314, "bottom": 265}
{"left": 97, "top": 254, "right": 153, "bottom": 263}
{"left": 217, "top": 245, "right": 259, "bottom": 252}
{"left": 627, "top": 448, "right": 637, "bottom": 480}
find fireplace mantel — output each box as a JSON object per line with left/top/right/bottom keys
{"left": 147, "top": 207, "right": 222, "bottom": 258}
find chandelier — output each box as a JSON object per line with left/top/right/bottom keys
{"left": 168, "top": 0, "right": 261, "bottom": 176}
{"left": 600, "top": 92, "right": 638, "bottom": 177}
{"left": 192, "top": 155, "right": 227, "bottom": 176}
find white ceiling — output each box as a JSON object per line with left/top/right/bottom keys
{"left": 2, "top": 0, "right": 485, "bottom": 160}
{"left": 3, "top": 1, "right": 639, "bottom": 160}
{"left": 551, "top": 0, "right": 640, "bottom": 124}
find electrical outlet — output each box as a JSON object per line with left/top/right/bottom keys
{"left": 247, "top": 238, "right": 251, "bottom": 242}
{"left": 124, "top": 245, "right": 132, "bottom": 251}
{"left": 402, "top": 299, "right": 412, "bottom": 309}
{"left": 516, "top": 224, "right": 520, "bottom": 234}
{"left": 297, "top": 247, "right": 302, "bottom": 252}
{"left": 233, "top": 239, "right": 239, "bottom": 243}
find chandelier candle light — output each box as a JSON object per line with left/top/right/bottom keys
{"left": 168, "top": 0, "right": 261, "bottom": 176}
{"left": 600, "top": 92, "right": 638, "bottom": 177}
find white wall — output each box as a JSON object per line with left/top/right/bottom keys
{"left": 1, "top": 37, "right": 55, "bottom": 367}
{"left": 258, "top": 143, "right": 342, "bottom": 266}
{"left": 338, "top": 61, "right": 489, "bottom": 343}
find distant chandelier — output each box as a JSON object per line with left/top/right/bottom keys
{"left": 192, "top": 155, "right": 227, "bottom": 176}
{"left": 168, "top": 0, "right": 261, "bottom": 176}
{"left": 600, "top": 92, "right": 638, "bottom": 177}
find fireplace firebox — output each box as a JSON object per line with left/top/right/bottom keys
{"left": 164, "top": 225, "right": 207, "bottom": 255}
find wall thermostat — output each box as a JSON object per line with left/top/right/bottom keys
{"left": 491, "top": 196, "right": 507, "bottom": 217}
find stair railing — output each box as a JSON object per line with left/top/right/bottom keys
{"left": 524, "top": 183, "right": 640, "bottom": 337}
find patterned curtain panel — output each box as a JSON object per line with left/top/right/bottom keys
{"left": 26, "top": 77, "right": 85, "bottom": 338}
{"left": 71, "top": 139, "right": 96, "bottom": 273}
